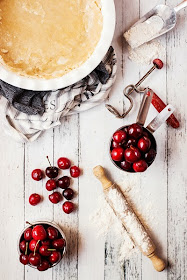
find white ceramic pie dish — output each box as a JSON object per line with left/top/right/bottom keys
{"left": 0, "top": 0, "right": 116, "bottom": 91}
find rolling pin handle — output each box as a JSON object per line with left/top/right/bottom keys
{"left": 148, "top": 252, "right": 166, "bottom": 272}
{"left": 93, "top": 166, "right": 113, "bottom": 191}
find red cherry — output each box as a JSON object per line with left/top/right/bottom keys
{"left": 47, "top": 226, "right": 58, "bottom": 240}
{"left": 24, "top": 228, "right": 32, "bottom": 241}
{"left": 137, "top": 136, "right": 151, "bottom": 153}
{"left": 120, "top": 160, "right": 132, "bottom": 171}
{"left": 57, "top": 176, "right": 70, "bottom": 189}
{"left": 111, "top": 147, "right": 124, "bottom": 162}
{"left": 46, "top": 179, "right": 57, "bottom": 191}
{"left": 57, "top": 157, "right": 71, "bottom": 169}
{"left": 62, "top": 201, "right": 74, "bottom": 214}
{"left": 52, "top": 238, "right": 66, "bottom": 250}
{"left": 49, "top": 251, "right": 61, "bottom": 264}
{"left": 32, "top": 225, "right": 47, "bottom": 241}
{"left": 37, "top": 259, "right": 50, "bottom": 271}
{"left": 29, "top": 193, "right": 41, "bottom": 206}
{"left": 153, "top": 58, "right": 163, "bottom": 69}
{"left": 49, "top": 192, "right": 61, "bottom": 204}
{"left": 128, "top": 123, "right": 143, "bottom": 139}
{"left": 29, "top": 239, "right": 40, "bottom": 252}
{"left": 124, "top": 138, "right": 137, "bottom": 148}
{"left": 113, "top": 130, "right": 127, "bottom": 143}
{"left": 70, "top": 166, "right": 80, "bottom": 178}
{"left": 145, "top": 149, "right": 157, "bottom": 163}
{"left": 124, "top": 146, "right": 141, "bottom": 163}
{"left": 112, "top": 141, "right": 121, "bottom": 149}
{"left": 63, "top": 188, "right": 74, "bottom": 200}
{"left": 39, "top": 245, "right": 52, "bottom": 257}
{"left": 20, "top": 254, "right": 29, "bottom": 265}
{"left": 133, "top": 160, "right": 148, "bottom": 172}
{"left": 46, "top": 156, "right": 59, "bottom": 178}
{"left": 29, "top": 253, "right": 41, "bottom": 266}
{"left": 41, "top": 240, "right": 51, "bottom": 246}
{"left": 31, "top": 169, "right": 43, "bottom": 181}
{"left": 20, "top": 240, "right": 27, "bottom": 252}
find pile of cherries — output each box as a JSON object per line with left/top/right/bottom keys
{"left": 110, "top": 123, "right": 157, "bottom": 172}
{"left": 19, "top": 223, "right": 66, "bottom": 271}
{"left": 29, "top": 157, "right": 81, "bottom": 214}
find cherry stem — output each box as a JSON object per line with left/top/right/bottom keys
{"left": 47, "top": 249, "right": 56, "bottom": 251}
{"left": 25, "top": 242, "right": 28, "bottom": 256}
{"left": 26, "top": 221, "right": 33, "bottom": 226}
{"left": 34, "top": 240, "right": 40, "bottom": 256}
{"left": 46, "top": 156, "right": 52, "bottom": 167}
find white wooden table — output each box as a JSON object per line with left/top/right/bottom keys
{"left": 0, "top": 0, "right": 186, "bottom": 279}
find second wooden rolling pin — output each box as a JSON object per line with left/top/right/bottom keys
{"left": 93, "top": 165, "right": 166, "bottom": 272}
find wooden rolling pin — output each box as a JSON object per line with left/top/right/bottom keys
{"left": 93, "top": 165, "right": 166, "bottom": 272}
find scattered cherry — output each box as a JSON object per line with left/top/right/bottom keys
{"left": 32, "top": 225, "right": 47, "bottom": 241}
{"left": 52, "top": 239, "right": 66, "bottom": 250}
{"left": 128, "top": 123, "right": 143, "bottom": 139}
{"left": 137, "top": 136, "right": 151, "bottom": 153}
{"left": 63, "top": 201, "right": 74, "bottom": 214}
{"left": 49, "top": 192, "right": 61, "bottom": 204}
{"left": 29, "top": 239, "right": 40, "bottom": 252}
{"left": 153, "top": 58, "right": 163, "bottom": 69}
{"left": 124, "top": 146, "right": 141, "bottom": 163}
{"left": 29, "top": 193, "right": 41, "bottom": 206}
{"left": 37, "top": 259, "right": 50, "bottom": 271}
{"left": 57, "top": 157, "right": 71, "bottom": 170}
{"left": 24, "top": 228, "right": 32, "bottom": 241}
{"left": 63, "top": 188, "right": 74, "bottom": 200}
{"left": 29, "top": 253, "right": 41, "bottom": 266}
{"left": 20, "top": 240, "right": 27, "bottom": 252}
{"left": 57, "top": 176, "right": 70, "bottom": 189}
{"left": 112, "top": 141, "right": 121, "bottom": 149}
{"left": 46, "top": 179, "right": 57, "bottom": 191}
{"left": 111, "top": 147, "right": 124, "bottom": 161}
{"left": 47, "top": 227, "right": 58, "bottom": 240}
{"left": 39, "top": 245, "right": 52, "bottom": 257}
{"left": 70, "top": 166, "right": 80, "bottom": 178}
{"left": 133, "top": 160, "right": 148, "bottom": 172}
{"left": 145, "top": 149, "right": 157, "bottom": 163}
{"left": 113, "top": 130, "right": 127, "bottom": 143}
{"left": 120, "top": 160, "right": 132, "bottom": 171}
{"left": 31, "top": 169, "right": 43, "bottom": 181}
{"left": 46, "top": 156, "right": 58, "bottom": 178}
{"left": 49, "top": 251, "right": 61, "bottom": 264}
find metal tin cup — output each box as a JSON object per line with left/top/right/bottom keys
{"left": 18, "top": 221, "right": 67, "bottom": 269}
{"left": 109, "top": 88, "right": 175, "bottom": 173}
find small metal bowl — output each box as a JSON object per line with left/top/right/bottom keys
{"left": 18, "top": 221, "right": 67, "bottom": 269}
{"left": 109, "top": 124, "right": 157, "bottom": 173}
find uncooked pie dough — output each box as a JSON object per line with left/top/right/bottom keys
{"left": 0, "top": 0, "right": 103, "bottom": 79}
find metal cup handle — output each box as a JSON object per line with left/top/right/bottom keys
{"left": 136, "top": 88, "right": 153, "bottom": 126}
{"left": 146, "top": 104, "right": 175, "bottom": 133}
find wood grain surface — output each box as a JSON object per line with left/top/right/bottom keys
{"left": 0, "top": 0, "right": 186, "bottom": 279}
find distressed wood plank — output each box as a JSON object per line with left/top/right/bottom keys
{"left": 24, "top": 130, "right": 54, "bottom": 280}
{"left": 53, "top": 115, "right": 79, "bottom": 280}
{"left": 0, "top": 132, "right": 24, "bottom": 280}
{"left": 166, "top": 0, "right": 187, "bottom": 279}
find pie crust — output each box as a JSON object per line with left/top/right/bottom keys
{"left": 0, "top": 0, "right": 103, "bottom": 79}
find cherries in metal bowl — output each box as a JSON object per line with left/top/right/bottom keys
{"left": 18, "top": 221, "right": 66, "bottom": 271}
{"left": 110, "top": 123, "right": 157, "bottom": 173}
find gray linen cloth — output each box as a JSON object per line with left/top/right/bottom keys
{"left": 0, "top": 47, "right": 117, "bottom": 142}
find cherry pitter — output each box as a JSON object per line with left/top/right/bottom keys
{"left": 109, "top": 88, "right": 175, "bottom": 173}
{"left": 106, "top": 58, "right": 164, "bottom": 119}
